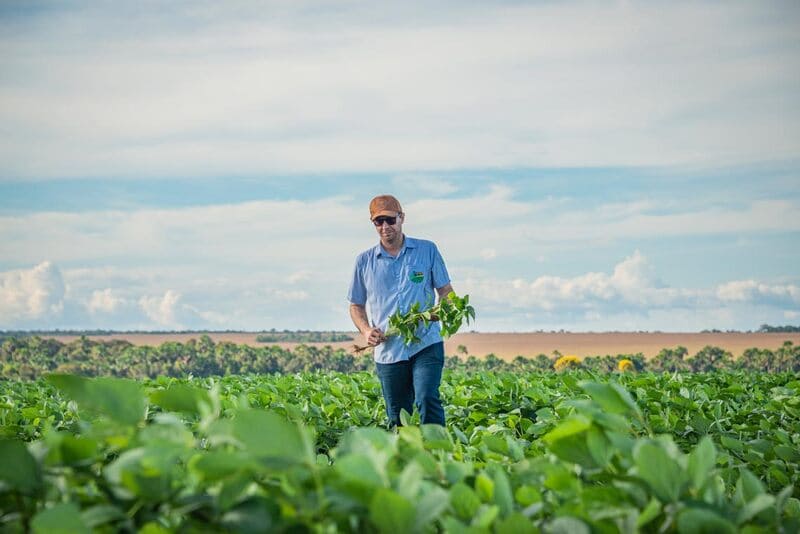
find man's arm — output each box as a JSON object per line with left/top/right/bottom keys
{"left": 349, "top": 303, "right": 385, "bottom": 347}
{"left": 436, "top": 283, "right": 454, "bottom": 301}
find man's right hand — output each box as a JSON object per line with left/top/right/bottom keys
{"left": 363, "top": 327, "right": 386, "bottom": 347}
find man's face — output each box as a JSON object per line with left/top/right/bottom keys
{"left": 372, "top": 212, "right": 403, "bottom": 244}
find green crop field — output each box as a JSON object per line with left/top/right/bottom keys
{"left": 1, "top": 367, "right": 799, "bottom": 533}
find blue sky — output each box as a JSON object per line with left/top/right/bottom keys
{"left": 1, "top": 1, "right": 799, "bottom": 332}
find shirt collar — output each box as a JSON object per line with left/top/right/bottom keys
{"left": 374, "top": 235, "right": 416, "bottom": 257}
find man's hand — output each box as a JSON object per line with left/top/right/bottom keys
{"left": 363, "top": 327, "right": 386, "bottom": 347}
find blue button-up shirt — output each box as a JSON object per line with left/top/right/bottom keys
{"left": 348, "top": 236, "right": 451, "bottom": 363}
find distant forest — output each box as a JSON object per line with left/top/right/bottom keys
{"left": 255, "top": 331, "right": 354, "bottom": 342}
{"left": 0, "top": 329, "right": 355, "bottom": 342}
{"left": 757, "top": 324, "right": 800, "bottom": 333}
{"left": 1, "top": 335, "right": 798, "bottom": 380}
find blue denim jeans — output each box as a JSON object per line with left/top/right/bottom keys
{"left": 375, "top": 342, "right": 445, "bottom": 427}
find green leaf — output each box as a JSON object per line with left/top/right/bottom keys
{"left": 221, "top": 496, "right": 279, "bottom": 534}
{"left": 586, "top": 426, "right": 613, "bottom": 467}
{"left": 189, "top": 451, "right": 250, "bottom": 482}
{"left": 515, "top": 485, "right": 542, "bottom": 507}
{"left": 737, "top": 494, "right": 775, "bottom": 524}
{"left": 543, "top": 416, "right": 602, "bottom": 468}
{"left": 150, "top": 384, "right": 211, "bottom": 415}
{"left": 634, "top": 440, "right": 687, "bottom": 503}
{"left": 80, "top": 505, "right": 125, "bottom": 529}
{"left": 61, "top": 435, "right": 98, "bottom": 465}
{"left": 399, "top": 408, "right": 413, "bottom": 428}
{"left": 495, "top": 512, "right": 538, "bottom": 534}
{"left": 676, "top": 508, "right": 736, "bottom": 534}
{"left": 472, "top": 505, "right": 500, "bottom": 528}
{"left": 784, "top": 497, "right": 800, "bottom": 518}
{"left": 32, "top": 503, "right": 91, "bottom": 534}
{"left": 482, "top": 434, "right": 510, "bottom": 456}
{"left": 335, "top": 453, "right": 388, "bottom": 489}
{"left": 720, "top": 435, "right": 745, "bottom": 453}
{"left": 687, "top": 436, "right": 716, "bottom": 490}
{"left": 415, "top": 487, "right": 450, "bottom": 531}
{"left": 370, "top": 488, "right": 415, "bottom": 534}
{"left": 396, "top": 461, "right": 423, "bottom": 501}
{"left": 543, "top": 415, "right": 591, "bottom": 445}
{"left": 0, "top": 439, "right": 40, "bottom": 494}
{"left": 736, "top": 468, "right": 766, "bottom": 504}
{"left": 444, "top": 460, "right": 474, "bottom": 485}
{"left": 47, "top": 374, "right": 146, "bottom": 426}
{"left": 580, "top": 381, "right": 643, "bottom": 420}
{"left": 774, "top": 445, "right": 800, "bottom": 462}
{"left": 104, "top": 446, "right": 181, "bottom": 501}
{"left": 450, "top": 482, "right": 482, "bottom": 520}
{"left": 637, "top": 498, "right": 661, "bottom": 528}
{"left": 421, "top": 424, "right": 454, "bottom": 451}
{"left": 214, "top": 474, "right": 251, "bottom": 511}
{"left": 232, "top": 409, "right": 314, "bottom": 465}
{"left": 475, "top": 472, "right": 495, "bottom": 502}
{"left": 546, "top": 516, "right": 590, "bottom": 534}
{"left": 139, "top": 523, "right": 172, "bottom": 534}
{"left": 489, "top": 465, "right": 514, "bottom": 518}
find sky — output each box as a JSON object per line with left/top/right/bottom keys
{"left": 1, "top": 1, "right": 799, "bottom": 332}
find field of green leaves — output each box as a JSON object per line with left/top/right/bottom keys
{"left": 2, "top": 368, "right": 800, "bottom": 533}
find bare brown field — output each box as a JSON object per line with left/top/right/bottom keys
{"left": 44, "top": 331, "right": 800, "bottom": 361}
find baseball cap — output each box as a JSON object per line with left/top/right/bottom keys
{"left": 369, "top": 195, "right": 403, "bottom": 220}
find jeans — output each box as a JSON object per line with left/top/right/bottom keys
{"left": 375, "top": 341, "right": 445, "bottom": 427}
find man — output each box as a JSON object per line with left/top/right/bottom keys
{"left": 348, "top": 194, "right": 454, "bottom": 427}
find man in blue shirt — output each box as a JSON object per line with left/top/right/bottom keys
{"left": 348, "top": 194, "right": 454, "bottom": 427}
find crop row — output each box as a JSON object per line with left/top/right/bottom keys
{"left": 1, "top": 370, "right": 799, "bottom": 532}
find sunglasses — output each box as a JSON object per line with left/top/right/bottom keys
{"left": 372, "top": 216, "right": 398, "bottom": 227}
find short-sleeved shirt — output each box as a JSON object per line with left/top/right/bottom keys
{"left": 348, "top": 236, "right": 451, "bottom": 364}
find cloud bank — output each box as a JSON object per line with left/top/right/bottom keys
{"left": 2, "top": 249, "right": 797, "bottom": 332}
{"left": 1, "top": 1, "right": 798, "bottom": 179}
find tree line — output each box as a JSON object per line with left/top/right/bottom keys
{"left": 1, "top": 335, "right": 798, "bottom": 380}
{"left": 255, "top": 331, "right": 354, "bottom": 342}
{"left": 758, "top": 324, "right": 800, "bottom": 333}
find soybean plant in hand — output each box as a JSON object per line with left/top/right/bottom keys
{"left": 353, "top": 292, "right": 476, "bottom": 354}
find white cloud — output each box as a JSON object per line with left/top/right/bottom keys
{"left": 273, "top": 289, "right": 310, "bottom": 302}
{"left": 0, "top": 261, "right": 65, "bottom": 323}
{"left": 391, "top": 174, "right": 459, "bottom": 197}
{"left": 480, "top": 248, "right": 496, "bottom": 260}
{"left": 717, "top": 280, "right": 800, "bottom": 305}
{"left": 286, "top": 270, "right": 312, "bottom": 284}
{"left": 1, "top": 2, "right": 798, "bottom": 179}
{"left": 1, "top": 188, "right": 798, "bottom": 331}
{"left": 463, "top": 251, "right": 798, "bottom": 322}
{"left": 87, "top": 288, "right": 125, "bottom": 314}
{"left": 139, "top": 290, "right": 182, "bottom": 328}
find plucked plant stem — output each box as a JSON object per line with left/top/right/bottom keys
{"left": 353, "top": 292, "right": 475, "bottom": 354}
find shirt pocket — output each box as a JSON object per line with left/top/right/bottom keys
{"left": 405, "top": 264, "right": 427, "bottom": 285}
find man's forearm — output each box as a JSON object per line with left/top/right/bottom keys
{"left": 349, "top": 304, "right": 371, "bottom": 335}
{"left": 436, "top": 283, "right": 454, "bottom": 301}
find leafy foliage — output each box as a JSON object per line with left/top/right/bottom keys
{"left": 387, "top": 292, "right": 477, "bottom": 345}
{"left": 1, "top": 370, "right": 799, "bottom": 532}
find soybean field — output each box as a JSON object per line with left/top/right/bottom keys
{"left": 1, "top": 368, "right": 799, "bottom": 533}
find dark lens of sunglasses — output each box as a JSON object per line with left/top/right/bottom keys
{"left": 373, "top": 216, "right": 396, "bottom": 226}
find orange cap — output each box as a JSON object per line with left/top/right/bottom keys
{"left": 369, "top": 195, "right": 403, "bottom": 220}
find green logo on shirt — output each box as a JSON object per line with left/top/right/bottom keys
{"left": 409, "top": 271, "right": 424, "bottom": 283}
